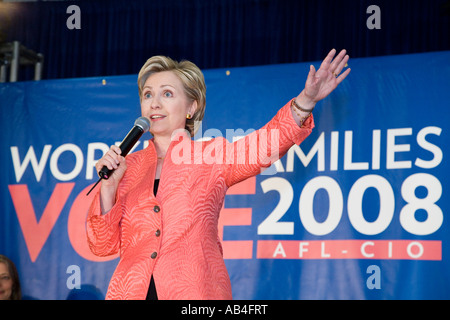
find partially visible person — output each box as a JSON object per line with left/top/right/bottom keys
{"left": 0, "top": 255, "right": 21, "bottom": 300}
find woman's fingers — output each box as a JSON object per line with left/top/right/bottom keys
{"left": 97, "top": 145, "right": 122, "bottom": 171}
{"left": 104, "top": 154, "right": 119, "bottom": 170}
{"left": 105, "top": 147, "right": 121, "bottom": 168}
{"left": 305, "top": 64, "right": 316, "bottom": 86}
{"left": 329, "top": 49, "right": 347, "bottom": 72}
{"left": 336, "top": 67, "right": 351, "bottom": 85}
{"left": 110, "top": 145, "right": 121, "bottom": 156}
{"left": 320, "top": 48, "right": 337, "bottom": 70}
{"left": 333, "top": 54, "right": 350, "bottom": 77}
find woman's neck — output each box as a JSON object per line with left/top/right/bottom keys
{"left": 153, "top": 129, "right": 190, "bottom": 160}
{"left": 153, "top": 135, "right": 171, "bottom": 158}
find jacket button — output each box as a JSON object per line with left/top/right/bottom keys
{"left": 151, "top": 252, "right": 157, "bottom": 259}
{"left": 153, "top": 205, "right": 160, "bottom": 213}
{"left": 155, "top": 229, "right": 161, "bottom": 237}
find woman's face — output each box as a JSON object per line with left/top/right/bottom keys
{"left": 0, "top": 262, "right": 13, "bottom": 300}
{"left": 141, "top": 71, "right": 196, "bottom": 138}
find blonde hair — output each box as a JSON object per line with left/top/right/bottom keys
{"left": 137, "top": 56, "right": 206, "bottom": 137}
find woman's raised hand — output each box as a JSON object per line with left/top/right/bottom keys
{"left": 303, "top": 49, "right": 351, "bottom": 103}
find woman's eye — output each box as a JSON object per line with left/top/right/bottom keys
{"left": 144, "top": 92, "right": 152, "bottom": 99}
{"left": 163, "top": 91, "right": 173, "bottom": 98}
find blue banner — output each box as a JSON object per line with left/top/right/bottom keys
{"left": 1, "top": 51, "right": 449, "bottom": 299}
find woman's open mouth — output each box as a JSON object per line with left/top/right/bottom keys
{"left": 150, "top": 114, "right": 166, "bottom": 121}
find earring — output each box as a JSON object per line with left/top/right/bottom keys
{"left": 186, "top": 113, "right": 192, "bottom": 119}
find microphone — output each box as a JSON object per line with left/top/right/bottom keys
{"left": 86, "top": 116, "right": 150, "bottom": 196}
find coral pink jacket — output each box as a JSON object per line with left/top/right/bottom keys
{"left": 86, "top": 99, "right": 314, "bottom": 300}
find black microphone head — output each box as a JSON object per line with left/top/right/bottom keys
{"left": 135, "top": 116, "right": 150, "bottom": 132}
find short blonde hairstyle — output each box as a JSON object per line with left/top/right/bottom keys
{"left": 137, "top": 56, "right": 206, "bottom": 137}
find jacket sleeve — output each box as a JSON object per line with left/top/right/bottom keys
{"left": 224, "top": 98, "right": 314, "bottom": 187}
{"left": 86, "top": 190, "right": 124, "bottom": 257}
{"left": 85, "top": 153, "right": 139, "bottom": 257}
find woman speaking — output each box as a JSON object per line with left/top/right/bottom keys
{"left": 86, "top": 49, "right": 350, "bottom": 300}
